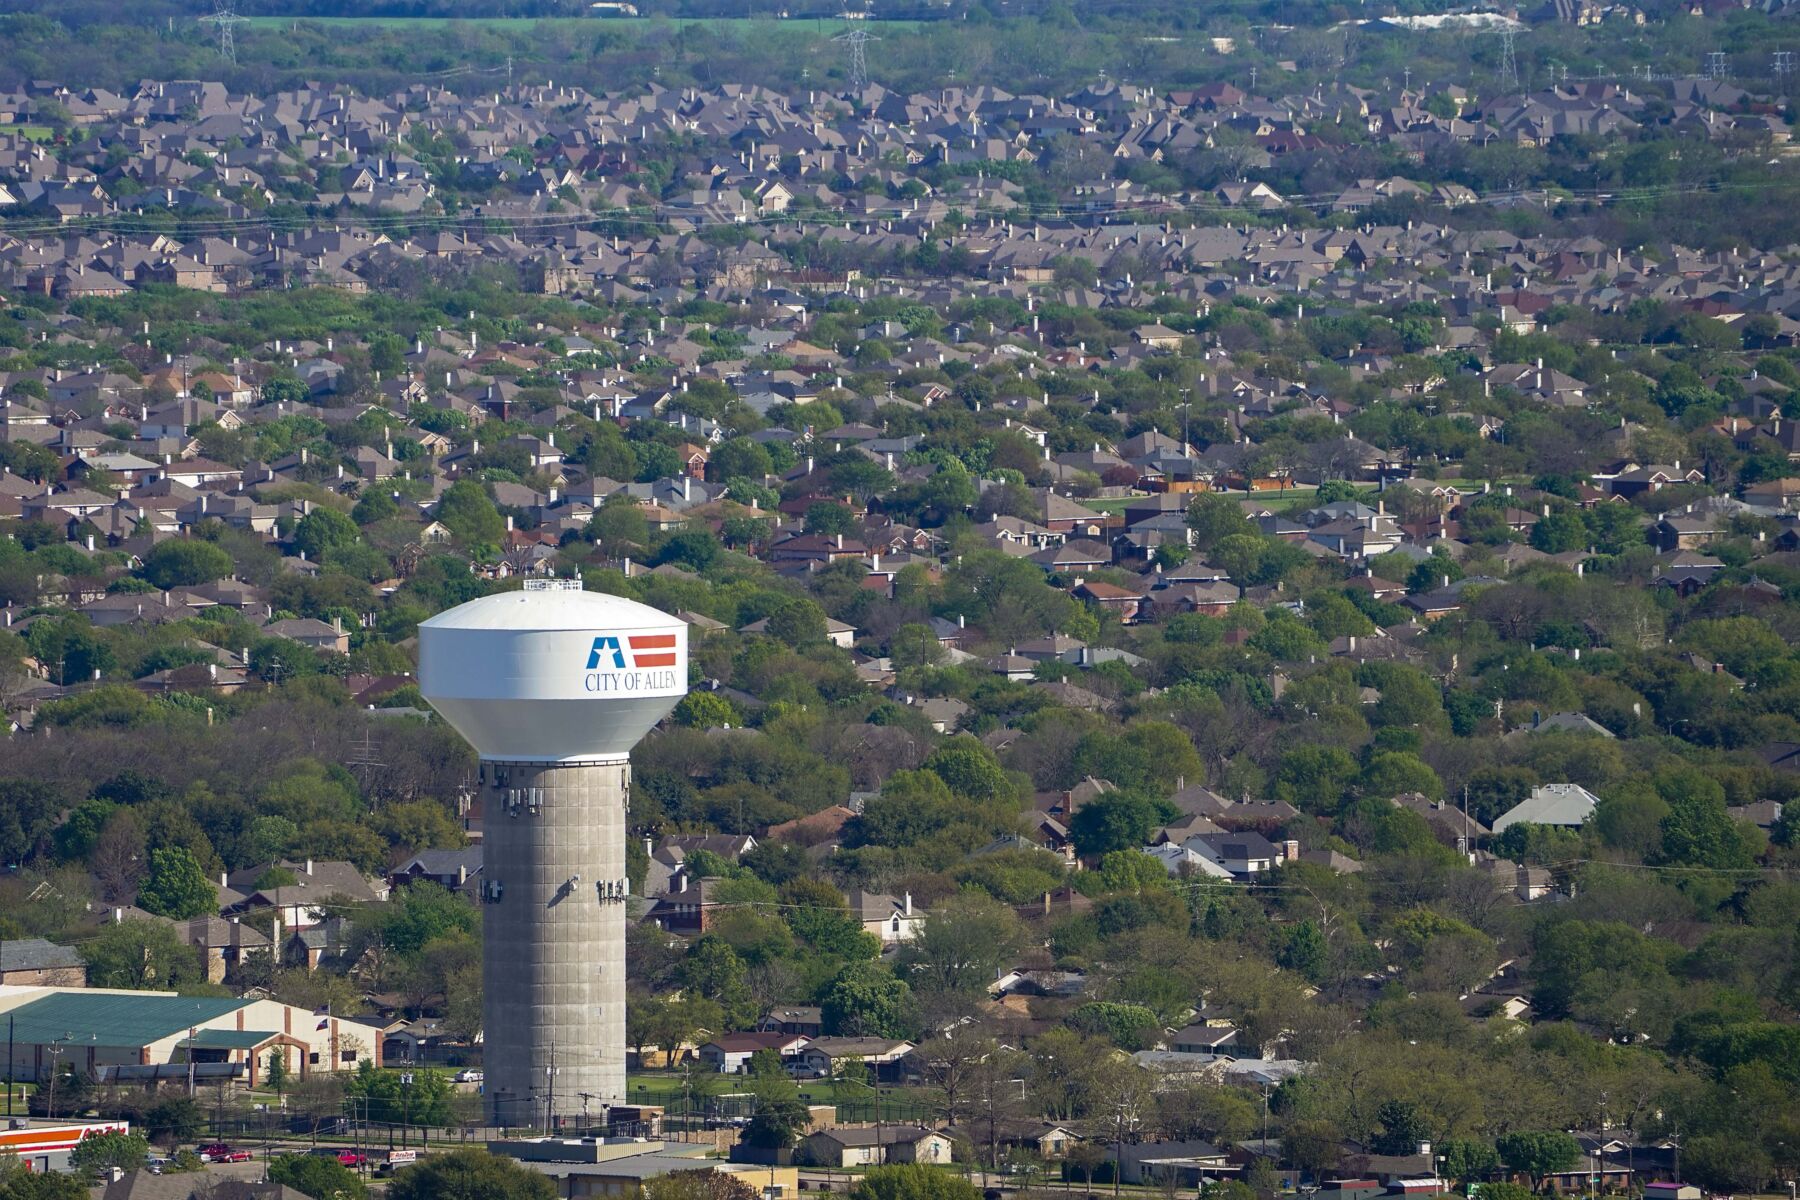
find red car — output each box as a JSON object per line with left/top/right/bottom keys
{"left": 311, "top": 1149, "right": 366, "bottom": 1167}
{"left": 197, "top": 1144, "right": 252, "bottom": 1164}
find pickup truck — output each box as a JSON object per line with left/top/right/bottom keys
{"left": 310, "top": 1148, "right": 366, "bottom": 1167}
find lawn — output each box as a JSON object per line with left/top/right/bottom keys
{"left": 2, "top": 125, "right": 55, "bottom": 142}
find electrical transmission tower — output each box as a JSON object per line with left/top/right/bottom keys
{"left": 1707, "top": 50, "right": 1728, "bottom": 80}
{"left": 198, "top": 3, "right": 249, "bottom": 64}
{"left": 1497, "top": 26, "right": 1521, "bottom": 94}
{"left": 1775, "top": 49, "right": 1796, "bottom": 92}
{"left": 834, "top": 21, "right": 880, "bottom": 92}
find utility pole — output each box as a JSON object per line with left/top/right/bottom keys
{"left": 6, "top": 1012, "right": 13, "bottom": 1117}
{"left": 544, "top": 1042, "right": 559, "bottom": 1132}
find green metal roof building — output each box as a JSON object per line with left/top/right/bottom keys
{"left": 0, "top": 987, "right": 378, "bottom": 1087}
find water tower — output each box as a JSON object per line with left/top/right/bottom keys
{"left": 419, "top": 579, "right": 686, "bottom": 1126}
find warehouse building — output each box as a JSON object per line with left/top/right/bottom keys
{"left": 0, "top": 987, "right": 379, "bottom": 1087}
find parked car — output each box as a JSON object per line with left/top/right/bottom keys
{"left": 452, "top": 1069, "right": 483, "bottom": 1083}
{"left": 145, "top": 1156, "right": 171, "bottom": 1175}
{"left": 197, "top": 1144, "right": 252, "bottom": 1163}
{"left": 310, "top": 1148, "right": 365, "bottom": 1167}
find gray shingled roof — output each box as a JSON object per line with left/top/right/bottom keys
{"left": 0, "top": 937, "right": 84, "bottom": 973}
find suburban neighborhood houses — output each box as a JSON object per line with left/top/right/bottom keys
{"left": 1, "top": 2, "right": 1800, "bottom": 1199}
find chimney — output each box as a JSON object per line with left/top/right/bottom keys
{"left": 304, "top": 859, "right": 314, "bottom": 875}
{"left": 903, "top": 892, "right": 913, "bottom": 916}
{"left": 1283, "top": 839, "right": 1299, "bottom": 862}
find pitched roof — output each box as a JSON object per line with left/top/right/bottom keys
{"left": 1492, "top": 783, "right": 1600, "bottom": 832}
{"left": 0, "top": 937, "right": 84, "bottom": 973}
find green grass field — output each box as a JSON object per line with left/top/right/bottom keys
{"left": 245, "top": 15, "right": 926, "bottom": 33}
{"left": 2, "top": 125, "right": 56, "bottom": 142}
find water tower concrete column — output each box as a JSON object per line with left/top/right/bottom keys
{"left": 479, "top": 758, "right": 629, "bottom": 1128}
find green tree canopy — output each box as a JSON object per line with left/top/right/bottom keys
{"left": 268, "top": 1154, "right": 369, "bottom": 1200}
{"left": 137, "top": 846, "right": 217, "bottom": 919}
{"left": 850, "top": 1165, "right": 982, "bottom": 1200}
{"left": 140, "top": 539, "right": 234, "bottom": 589}
{"left": 386, "top": 1149, "right": 556, "bottom": 1200}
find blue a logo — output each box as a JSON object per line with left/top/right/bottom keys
{"left": 586, "top": 636, "right": 625, "bottom": 669}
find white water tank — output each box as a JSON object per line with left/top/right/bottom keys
{"left": 419, "top": 580, "right": 687, "bottom": 762}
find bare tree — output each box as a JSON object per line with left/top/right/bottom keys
{"left": 916, "top": 1027, "right": 994, "bottom": 1131}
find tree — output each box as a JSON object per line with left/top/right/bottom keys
{"left": 1494, "top": 1131, "right": 1581, "bottom": 1192}
{"left": 673, "top": 691, "right": 739, "bottom": 729}
{"left": 386, "top": 1149, "right": 556, "bottom": 1200}
{"left": 850, "top": 1165, "right": 981, "bottom": 1200}
{"left": 1186, "top": 493, "right": 1254, "bottom": 550}
{"left": 655, "top": 530, "right": 722, "bottom": 572}
{"left": 0, "top": 1160, "right": 87, "bottom": 1200}
{"left": 1657, "top": 771, "right": 1756, "bottom": 869}
{"left": 897, "top": 892, "right": 1026, "bottom": 997}
{"left": 590, "top": 496, "right": 650, "bottom": 550}
{"left": 766, "top": 598, "right": 828, "bottom": 649}
{"left": 889, "top": 623, "right": 945, "bottom": 671}
{"left": 1437, "top": 1138, "right": 1499, "bottom": 1185}
{"left": 141, "top": 1094, "right": 203, "bottom": 1146}
{"left": 743, "top": 1059, "right": 810, "bottom": 1149}
{"left": 1068, "top": 793, "right": 1167, "bottom": 858}
{"left": 358, "top": 882, "right": 478, "bottom": 959}
{"left": 435, "top": 481, "right": 505, "bottom": 546}
{"left": 140, "top": 539, "right": 234, "bottom": 589}
{"left": 137, "top": 846, "right": 220, "bottom": 919}
{"left": 804, "top": 501, "right": 855, "bottom": 536}
{"left": 922, "top": 737, "right": 1016, "bottom": 804}
{"left": 677, "top": 936, "right": 757, "bottom": 1029}
{"left": 820, "top": 961, "right": 914, "bottom": 1038}
{"left": 68, "top": 1130, "right": 149, "bottom": 1178}
{"left": 1068, "top": 1002, "right": 1160, "bottom": 1050}
{"left": 643, "top": 1170, "right": 758, "bottom": 1200}
{"left": 294, "top": 507, "right": 361, "bottom": 561}
{"left": 268, "top": 1153, "right": 368, "bottom": 1200}
{"left": 80, "top": 919, "right": 202, "bottom": 989}
{"left": 342, "top": 1062, "right": 455, "bottom": 1127}
{"left": 0, "top": 779, "right": 62, "bottom": 866}
{"left": 1370, "top": 1099, "right": 1430, "bottom": 1156}
{"left": 266, "top": 1049, "right": 291, "bottom": 1098}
